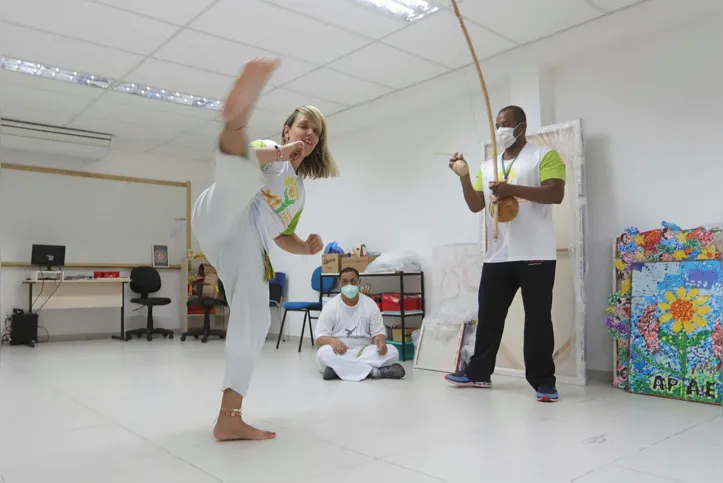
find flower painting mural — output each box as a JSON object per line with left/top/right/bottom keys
{"left": 630, "top": 262, "right": 722, "bottom": 403}
{"left": 606, "top": 222, "right": 723, "bottom": 404}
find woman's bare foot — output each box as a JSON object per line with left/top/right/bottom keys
{"left": 220, "top": 58, "right": 280, "bottom": 156}
{"left": 213, "top": 412, "right": 276, "bottom": 441}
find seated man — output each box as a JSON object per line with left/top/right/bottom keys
{"left": 315, "top": 267, "right": 405, "bottom": 381}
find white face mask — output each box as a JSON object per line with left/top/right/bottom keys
{"left": 496, "top": 127, "right": 517, "bottom": 150}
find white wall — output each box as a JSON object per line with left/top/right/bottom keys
{"left": 272, "top": 5, "right": 723, "bottom": 374}
{"left": 551, "top": 14, "right": 723, "bottom": 371}
{"left": 0, "top": 149, "right": 213, "bottom": 337}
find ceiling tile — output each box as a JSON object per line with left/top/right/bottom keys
{"left": 328, "top": 43, "right": 448, "bottom": 89}
{"left": 93, "top": 0, "right": 216, "bottom": 25}
{"left": 169, "top": 120, "right": 276, "bottom": 151}
{"left": 154, "top": 30, "right": 317, "bottom": 85}
{"left": 263, "top": 0, "right": 406, "bottom": 38}
{"left": 245, "top": 107, "right": 291, "bottom": 135}
{"left": 382, "top": 9, "right": 516, "bottom": 68}
{"left": 1, "top": 71, "right": 106, "bottom": 99}
{"left": 1, "top": 83, "right": 94, "bottom": 116}
{"left": 0, "top": 0, "right": 179, "bottom": 55}
{"left": 0, "top": 103, "right": 78, "bottom": 126}
{"left": 588, "top": 0, "right": 645, "bottom": 11}
{"left": 460, "top": 0, "right": 602, "bottom": 44}
{"left": 283, "top": 69, "right": 392, "bottom": 105}
{"left": 101, "top": 91, "right": 219, "bottom": 120}
{"left": 123, "top": 58, "right": 236, "bottom": 101}
{"left": 78, "top": 98, "right": 210, "bottom": 131}
{"left": 0, "top": 23, "right": 143, "bottom": 79}
{"left": 190, "top": 0, "right": 370, "bottom": 64}
{"left": 257, "top": 88, "right": 349, "bottom": 116}
{"left": 170, "top": 120, "right": 223, "bottom": 150}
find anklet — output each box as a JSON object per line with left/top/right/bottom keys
{"left": 220, "top": 408, "right": 242, "bottom": 417}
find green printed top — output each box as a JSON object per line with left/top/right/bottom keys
{"left": 249, "top": 140, "right": 304, "bottom": 253}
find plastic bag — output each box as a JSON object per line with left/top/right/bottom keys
{"left": 411, "top": 329, "right": 421, "bottom": 350}
{"left": 324, "top": 241, "right": 344, "bottom": 254}
{"left": 365, "top": 251, "right": 421, "bottom": 273}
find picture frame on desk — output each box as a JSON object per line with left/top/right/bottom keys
{"left": 152, "top": 244, "right": 169, "bottom": 268}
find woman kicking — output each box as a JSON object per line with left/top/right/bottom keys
{"left": 192, "top": 58, "right": 338, "bottom": 440}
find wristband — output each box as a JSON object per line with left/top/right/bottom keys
{"left": 275, "top": 145, "right": 282, "bottom": 162}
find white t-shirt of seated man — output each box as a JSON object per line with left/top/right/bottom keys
{"left": 315, "top": 294, "right": 385, "bottom": 348}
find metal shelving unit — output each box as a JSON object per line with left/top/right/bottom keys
{"left": 318, "top": 271, "right": 425, "bottom": 361}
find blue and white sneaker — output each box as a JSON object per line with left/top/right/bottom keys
{"left": 445, "top": 372, "right": 492, "bottom": 388}
{"left": 536, "top": 384, "right": 559, "bottom": 402}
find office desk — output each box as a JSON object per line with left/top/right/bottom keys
{"left": 21, "top": 278, "right": 130, "bottom": 341}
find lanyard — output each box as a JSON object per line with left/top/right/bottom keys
{"left": 500, "top": 155, "right": 518, "bottom": 182}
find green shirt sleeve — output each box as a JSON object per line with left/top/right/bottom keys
{"left": 473, "top": 166, "right": 484, "bottom": 191}
{"left": 281, "top": 209, "right": 303, "bottom": 236}
{"left": 539, "top": 150, "right": 566, "bottom": 182}
{"left": 249, "top": 139, "right": 271, "bottom": 167}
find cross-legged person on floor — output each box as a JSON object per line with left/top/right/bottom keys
{"left": 315, "top": 267, "right": 405, "bottom": 382}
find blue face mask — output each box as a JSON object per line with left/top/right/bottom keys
{"left": 341, "top": 284, "right": 360, "bottom": 299}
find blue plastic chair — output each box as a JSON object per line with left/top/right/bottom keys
{"left": 276, "top": 266, "right": 335, "bottom": 352}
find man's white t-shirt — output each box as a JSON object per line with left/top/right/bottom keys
{"left": 315, "top": 294, "right": 385, "bottom": 347}
{"left": 473, "top": 143, "right": 566, "bottom": 263}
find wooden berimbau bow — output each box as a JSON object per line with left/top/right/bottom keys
{"left": 449, "top": 0, "right": 518, "bottom": 240}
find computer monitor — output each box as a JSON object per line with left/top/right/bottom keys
{"left": 31, "top": 244, "right": 66, "bottom": 271}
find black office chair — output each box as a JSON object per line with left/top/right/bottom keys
{"left": 125, "top": 266, "right": 173, "bottom": 341}
{"left": 181, "top": 279, "right": 227, "bottom": 343}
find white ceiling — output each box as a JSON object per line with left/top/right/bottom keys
{"left": 0, "top": 0, "right": 644, "bottom": 162}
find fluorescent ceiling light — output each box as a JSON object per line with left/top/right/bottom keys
{"left": 1, "top": 56, "right": 224, "bottom": 112}
{"left": 1, "top": 57, "right": 113, "bottom": 89}
{"left": 114, "top": 82, "right": 223, "bottom": 111}
{"left": 354, "top": 0, "right": 439, "bottom": 22}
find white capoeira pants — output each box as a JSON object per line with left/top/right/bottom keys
{"left": 317, "top": 344, "right": 400, "bottom": 382}
{"left": 191, "top": 150, "right": 269, "bottom": 397}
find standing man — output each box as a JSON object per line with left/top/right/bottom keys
{"left": 445, "top": 106, "right": 566, "bottom": 402}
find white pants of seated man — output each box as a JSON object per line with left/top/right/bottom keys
{"left": 317, "top": 344, "right": 400, "bottom": 381}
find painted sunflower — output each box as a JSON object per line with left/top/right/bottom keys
{"left": 658, "top": 287, "right": 711, "bottom": 333}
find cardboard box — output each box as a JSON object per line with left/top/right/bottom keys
{"left": 341, "top": 255, "right": 377, "bottom": 274}
{"left": 321, "top": 254, "right": 342, "bottom": 273}
{"left": 391, "top": 327, "right": 416, "bottom": 342}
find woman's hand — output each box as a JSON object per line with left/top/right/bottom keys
{"left": 282, "top": 141, "right": 305, "bottom": 163}
{"left": 306, "top": 234, "right": 323, "bottom": 255}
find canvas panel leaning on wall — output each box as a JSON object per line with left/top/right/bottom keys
{"left": 606, "top": 222, "right": 723, "bottom": 405}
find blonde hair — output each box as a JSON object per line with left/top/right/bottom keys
{"left": 281, "top": 105, "right": 339, "bottom": 179}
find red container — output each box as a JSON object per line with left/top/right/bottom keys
{"left": 370, "top": 294, "right": 383, "bottom": 312}
{"left": 94, "top": 271, "right": 120, "bottom": 278}
{"left": 381, "top": 293, "right": 421, "bottom": 312}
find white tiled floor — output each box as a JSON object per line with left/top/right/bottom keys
{"left": 0, "top": 339, "right": 720, "bottom": 483}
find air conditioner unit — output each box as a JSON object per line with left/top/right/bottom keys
{"left": 0, "top": 119, "right": 113, "bottom": 162}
